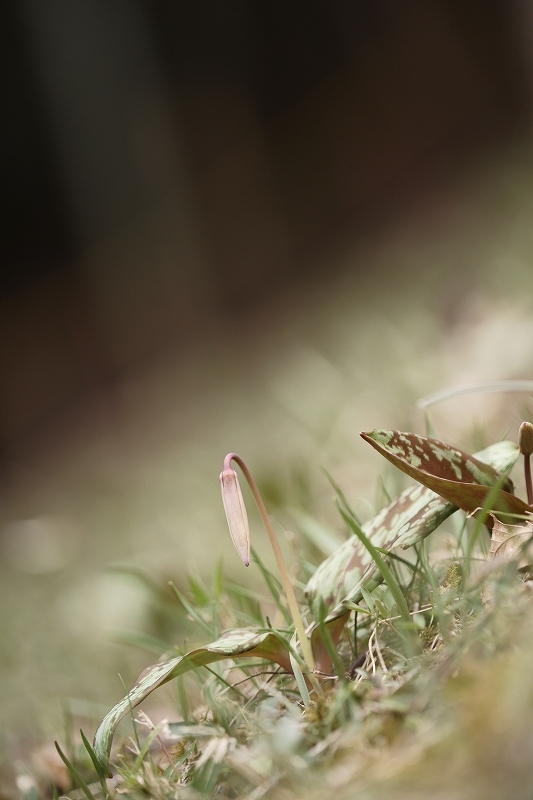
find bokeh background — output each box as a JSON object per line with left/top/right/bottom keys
{"left": 3, "top": 0, "right": 533, "bottom": 788}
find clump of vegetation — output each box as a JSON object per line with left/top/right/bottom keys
{"left": 50, "top": 415, "right": 533, "bottom": 800}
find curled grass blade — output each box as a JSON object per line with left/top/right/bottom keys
{"left": 417, "top": 380, "right": 533, "bottom": 410}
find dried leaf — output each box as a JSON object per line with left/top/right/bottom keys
{"left": 93, "top": 628, "right": 291, "bottom": 775}
{"left": 489, "top": 518, "right": 533, "bottom": 568}
{"left": 305, "top": 440, "right": 519, "bottom": 623}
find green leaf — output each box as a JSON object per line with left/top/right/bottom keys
{"left": 360, "top": 586, "right": 375, "bottom": 613}
{"left": 167, "top": 722, "right": 226, "bottom": 738}
{"left": 305, "top": 440, "right": 519, "bottom": 623}
{"left": 169, "top": 581, "right": 214, "bottom": 638}
{"left": 361, "top": 431, "right": 528, "bottom": 520}
{"left": 54, "top": 741, "right": 97, "bottom": 800}
{"left": 80, "top": 729, "right": 111, "bottom": 799}
{"left": 337, "top": 506, "right": 412, "bottom": 629}
{"left": 93, "top": 628, "right": 291, "bottom": 775}
{"left": 289, "top": 634, "right": 312, "bottom": 706}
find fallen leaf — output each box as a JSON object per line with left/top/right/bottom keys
{"left": 489, "top": 518, "right": 533, "bottom": 568}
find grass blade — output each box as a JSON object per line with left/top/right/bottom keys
{"left": 251, "top": 548, "right": 291, "bottom": 625}
{"left": 337, "top": 505, "right": 412, "bottom": 629}
{"left": 54, "top": 741, "right": 97, "bottom": 800}
{"left": 417, "top": 380, "right": 533, "bottom": 410}
{"left": 80, "top": 729, "right": 111, "bottom": 799}
{"left": 168, "top": 581, "right": 214, "bottom": 637}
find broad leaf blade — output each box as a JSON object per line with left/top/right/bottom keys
{"left": 395, "top": 440, "right": 520, "bottom": 549}
{"left": 361, "top": 430, "right": 528, "bottom": 520}
{"left": 305, "top": 441, "right": 519, "bottom": 623}
{"left": 361, "top": 430, "right": 515, "bottom": 491}
{"left": 93, "top": 628, "right": 290, "bottom": 775}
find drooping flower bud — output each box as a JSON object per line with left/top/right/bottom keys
{"left": 519, "top": 422, "right": 533, "bottom": 457}
{"left": 219, "top": 467, "right": 250, "bottom": 566}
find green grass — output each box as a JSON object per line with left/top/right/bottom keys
{"left": 56, "top": 533, "right": 531, "bottom": 800}
{"left": 29, "top": 421, "right": 533, "bottom": 800}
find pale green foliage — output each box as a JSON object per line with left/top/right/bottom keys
{"left": 49, "top": 427, "right": 533, "bottom": 799}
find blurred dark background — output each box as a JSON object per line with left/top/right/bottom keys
{"left": 5, "top": 4, "right": 533, "bottom": 787}
{"left": 1, "top": 0, "right": 532, "bottom": 442}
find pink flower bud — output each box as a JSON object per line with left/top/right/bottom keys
{"left": 219, "top": 468, "right": 250, "bottom": 566}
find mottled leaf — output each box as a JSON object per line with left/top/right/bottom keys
{"left": 305, "top": 440, "right": 519, "bottom": 624}
{"left": 361, "top": 430, "right": 528, "bottom": 521}
{"left": 93, "top": 628, "right": 291, "bottom": 775}
{"left": 361, "top": 430, "right": 515, "bottom": 491}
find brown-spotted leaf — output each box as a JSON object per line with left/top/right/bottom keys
{"left": 394, "top": 442, "right": 519, "bottom": 549}
{"left": 361, "top": 430, "right": 514, "bottom": 491}
{"left": 305, "top": 483, "right": 440, "bottom": 622}
{"left": 361, "top": 430, "right": 528, "bottom": 521}
{"left": 93, "top": 628, "right": 291, "bottom": 775}
{"left": 305, "top": 441, "right": 519, "bottom": 624}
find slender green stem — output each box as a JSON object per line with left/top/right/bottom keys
{"left": 225, "top": 453, "right": 315, "bottom": 672}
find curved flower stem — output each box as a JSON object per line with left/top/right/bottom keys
{"left": 224, "top": 453, "right": 315, "bottom": 673}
